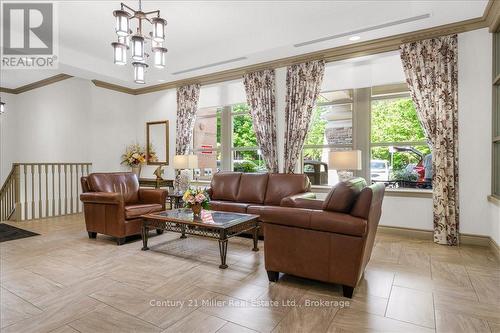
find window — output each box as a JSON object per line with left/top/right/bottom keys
{"left": 193, "top": 103, "right": 262, "bottom": 178}
{"left": 302, "top": 90, "right": 353, "bottom": 186}
{"left": 370, "top": 92, "right": 432, "bottom": 189}
{"left": 493, "top": 32, "right": 500, "bottom": 197}
{"left": 193, "top": 107, "right": 221, "bottom": 180}
{"left": 231, "top": 104, "right": 265, "bottom": 172}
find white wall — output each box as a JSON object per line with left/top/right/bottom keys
{"left": 0, "top": 78, "right": 92, "bottom": 184}
{"left": 458, "top": 28, "right": 495, "bottom": 237}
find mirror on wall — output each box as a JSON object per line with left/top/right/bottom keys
{"left": 146, "top": 120, "right": 169, "bottom": 165}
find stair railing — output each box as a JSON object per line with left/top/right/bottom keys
{"left": 0, "top": 163, "right": 92, "bottom": 221}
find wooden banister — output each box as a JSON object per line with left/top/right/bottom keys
{"left": 0, "top": 162, "right": 92, "bottom": 221}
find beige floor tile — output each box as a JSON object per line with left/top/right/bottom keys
{"left": 398, "top": 246, "right": 431, "bottom": 271}
{"left": 200, "top": 294, "right": 286, "bottom": 333}
{"left": 2, "top": 296, "right": 102, "bottom": 333}
{"left": 0, "top": 287, "right": 42, "bottom": 328}
{"left": 328, "top": 308, "right": 435, "bottom": 333}
{"left": 434, "top": 294, "right": 500, "bottom": 324}
{"left": 138, "top": 285, "right": 219, "bottom": 328}
{"left": 468, "top": 270, "right": 500, "bottom": 305}
{"left": 393, "top": 271, "right": 478, "bottom": 301}
{"left": 23, "top": 257, "right": 88, "bottom": 286}
{"left": 216, "top": 322, "right": 258, "bottom": 333}
{"left": 489, "top": 321, "right": 500, "bottom": 332}
{"left": 385, "top": 286, "right": 435, "bottom": 329}
{"left": 272, "top": 292, "right": 340, "bottom": 333}
{"left": 161, "top": 309, "right": 227, "bottom": 333}
{"left": 48, "top": 325, "right": 80, "bottom": 333}
{"left": 195, "top": 271, "right": 268, "bottom": 300}
{"left": 355, "top": 268, "right": 394, "bottom": 299}
{"left": 435, "top": 309, "right": 490, "bottom": 333}
{"left": 430, "top": 259, "right": 473, "bottom": 289}
{"left": 256, "top": 282, "right": 307, "bottom": 314}
{"left": 1, "top": 268, "right": 62, "bottom": 301}
{"left": 89, "top": 282, "right": 158, "bottom": 316}
{"left": 69, "top": 304, "right": 162, "bottom": 333}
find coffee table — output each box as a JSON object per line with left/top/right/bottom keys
{"left": 141, "top": 209, "right": 259, "bottom": 269}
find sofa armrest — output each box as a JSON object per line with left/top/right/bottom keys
{"left": 80, "top": 192, "right": 123, "bottom": 205}
{"left": 280, "top": 192, "right": 316, "bottom": 207}
{"left": 138, "top": 188, "right": 167, "bottom": 207}
{"left": 206, "top": 188, "right": 213, "bottom": 198}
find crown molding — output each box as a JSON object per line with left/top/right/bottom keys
{"left": 91, "top": 80, "right": 138, "bottom": 95}
{"left": 0, "top": 74, "right": 73, "bottom": 94}
{"left": 484, "top": 0, "right": 500, "bottom": 32}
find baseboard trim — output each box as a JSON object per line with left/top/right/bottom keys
{"left": 377, "top": 225, "right": 499, "bottom": 252}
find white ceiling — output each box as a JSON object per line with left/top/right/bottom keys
{"left": 0, "top": 0, "right": 489, "bottom": 89}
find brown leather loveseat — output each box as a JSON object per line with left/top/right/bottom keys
{"left": 80, "top": 172, "right": 167, "bottom": 245}
{"left": 207, "top": 172, "right": 315, "bottom": 217}
{"left": 260, "top": 178, "right": 385, "bottom": 298}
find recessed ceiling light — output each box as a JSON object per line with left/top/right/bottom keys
{"left": 349, "top": 36, "right": 361, "bottom": 41}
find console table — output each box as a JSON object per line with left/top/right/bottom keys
{"left": 139, "top": 178, "right": 174, "bottom": 189}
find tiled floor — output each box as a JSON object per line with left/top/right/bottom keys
{"left": 1, "top": 214, "right": 499, "bottom": 333}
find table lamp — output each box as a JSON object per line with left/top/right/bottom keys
{"left": 173, "top": 154, "right": 198, "bottom": 194}
{"left": 329, "top": 150, "right": 362, "bottom": 182}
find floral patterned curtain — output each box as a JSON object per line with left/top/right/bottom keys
{"left": 243, "top": 69, "right": 279, "bottom": 173}
{"left": 400, "top": 35, "right": 459, "bottom": 246}
{"left": 175, "top": 84, "right": 201, "bottom": 155}
{"left": 283, "top": 60, "right": 325, "bottom": 173}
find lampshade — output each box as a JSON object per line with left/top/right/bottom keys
{"left": 111, "top": 42, "right": 127, "bottom": 65}
{"left": 151, "top": 17, "right": 167, "bottom": 42}
{"left": 0, "top": 102, "right": 5, "bottom": 114}
{"left": 132, "top": 62, "right": 148, "bottom": 84}
{"left": 113, "top": 10, "right": 130, "bottom": 37}
{"left": 329, "top": 150, "right": 362, "bottom": 170}
{"left": 173, "top": 155, "right": 198, "bottom": 169}
{"left": 152, "top": 47, "right": 167, "bottom": 68}
{"left": 131, "top": 35, "right": 145, "bottom": 61}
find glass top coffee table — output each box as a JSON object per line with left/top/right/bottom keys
{"left": 141, "top": 209, "right": 260, "bottom": 269}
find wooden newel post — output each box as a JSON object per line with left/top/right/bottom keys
{"left": 13, "top": 164, "right": 21, "bottom": 221}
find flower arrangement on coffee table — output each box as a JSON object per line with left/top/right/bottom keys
{"left": 183, "top": 188, "right": 210, "bottom": 216}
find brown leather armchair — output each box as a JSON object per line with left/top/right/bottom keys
{"left": 260, "top": 178, "right": 385, "bottom": 298}
{"left": 80, "top": 172, "right": 167, "bottom": 245}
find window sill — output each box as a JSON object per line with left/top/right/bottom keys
{"left": 311, "top": 184, "right": 433, "bottom": 198}
{"left": 488, "top": 195, "right": 500, "bottom": 207}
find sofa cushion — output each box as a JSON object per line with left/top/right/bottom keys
{"left": 210, "top": 200, "right": 250, "bottom": 213}
{"left": 210, "top": 172, "right": 242, "bottom": 201}
{"left": 88, "top": 172, "right": 139, "bottom": 204}
{"left": 264, "top": 174, "right": 311, "bottom": 206}
{"left": 236, "top": 173, "right": 269, "bottom": 204}
{"left": 124, "top": 203, "right": 162, "bottom": 219}
{"left": 322, "top": 178, "right": 366, "bottom": 213}
{"left": 310, "top": 210, "right": 367, "bottom": 237}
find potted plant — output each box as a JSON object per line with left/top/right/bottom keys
{"left": 121, "top": 143, "right": 146, "bottom": 178}
{"left": 183, "top": 188, "right": 210, "bottom": 217}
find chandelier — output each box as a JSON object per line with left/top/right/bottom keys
{"left": 111, "top": 0, "right": 168, "bottom": 84}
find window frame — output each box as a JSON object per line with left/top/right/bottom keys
{"left": 299, "top": 91, "right": 355, "bottom": 177}
{"left": 492, "top": 32, "right": 500, "bottom": 199}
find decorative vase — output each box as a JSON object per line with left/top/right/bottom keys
{"left": 191, "top": 202, "right": 202, "bottom": 216}
{"left": 131, "top": 165, "right": 141, "bottom": 179}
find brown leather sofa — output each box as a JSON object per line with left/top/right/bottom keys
{"left": 260, "top": 178, "right": 385, "bottom": 298}
{"left": 207, "top": 172, "right": 315, "bottom": 219}
{"left": 80, "top": 172, "right": 167, "bottom": 245}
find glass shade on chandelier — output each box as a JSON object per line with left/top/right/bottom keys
{"left": 133, "top": 62, "right": 148, "bottom": 84}
{"left": 113, "top": 10, "right": 130, "bottom": 37}
{"left": 112, "top": 42, "right": 127, "bottom": 65}
{"left": 131, "top": 35, "right": 145, "bottom": 61}
{"left": 153, "top": 47, "right": 167, "bottom": 68}
{"left": 151, "top": 17, "right": 167, "bottom": 42}
{"left": 111, "top": 1, "right": 167, "bottom": 83}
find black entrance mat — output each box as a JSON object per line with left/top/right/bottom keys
{"left": 0, "top": 223, "right": 39, "bottom": 242}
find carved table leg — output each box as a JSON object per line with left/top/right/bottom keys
{"left": 141, "top": 224, "right": 149, "bottom": 251}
